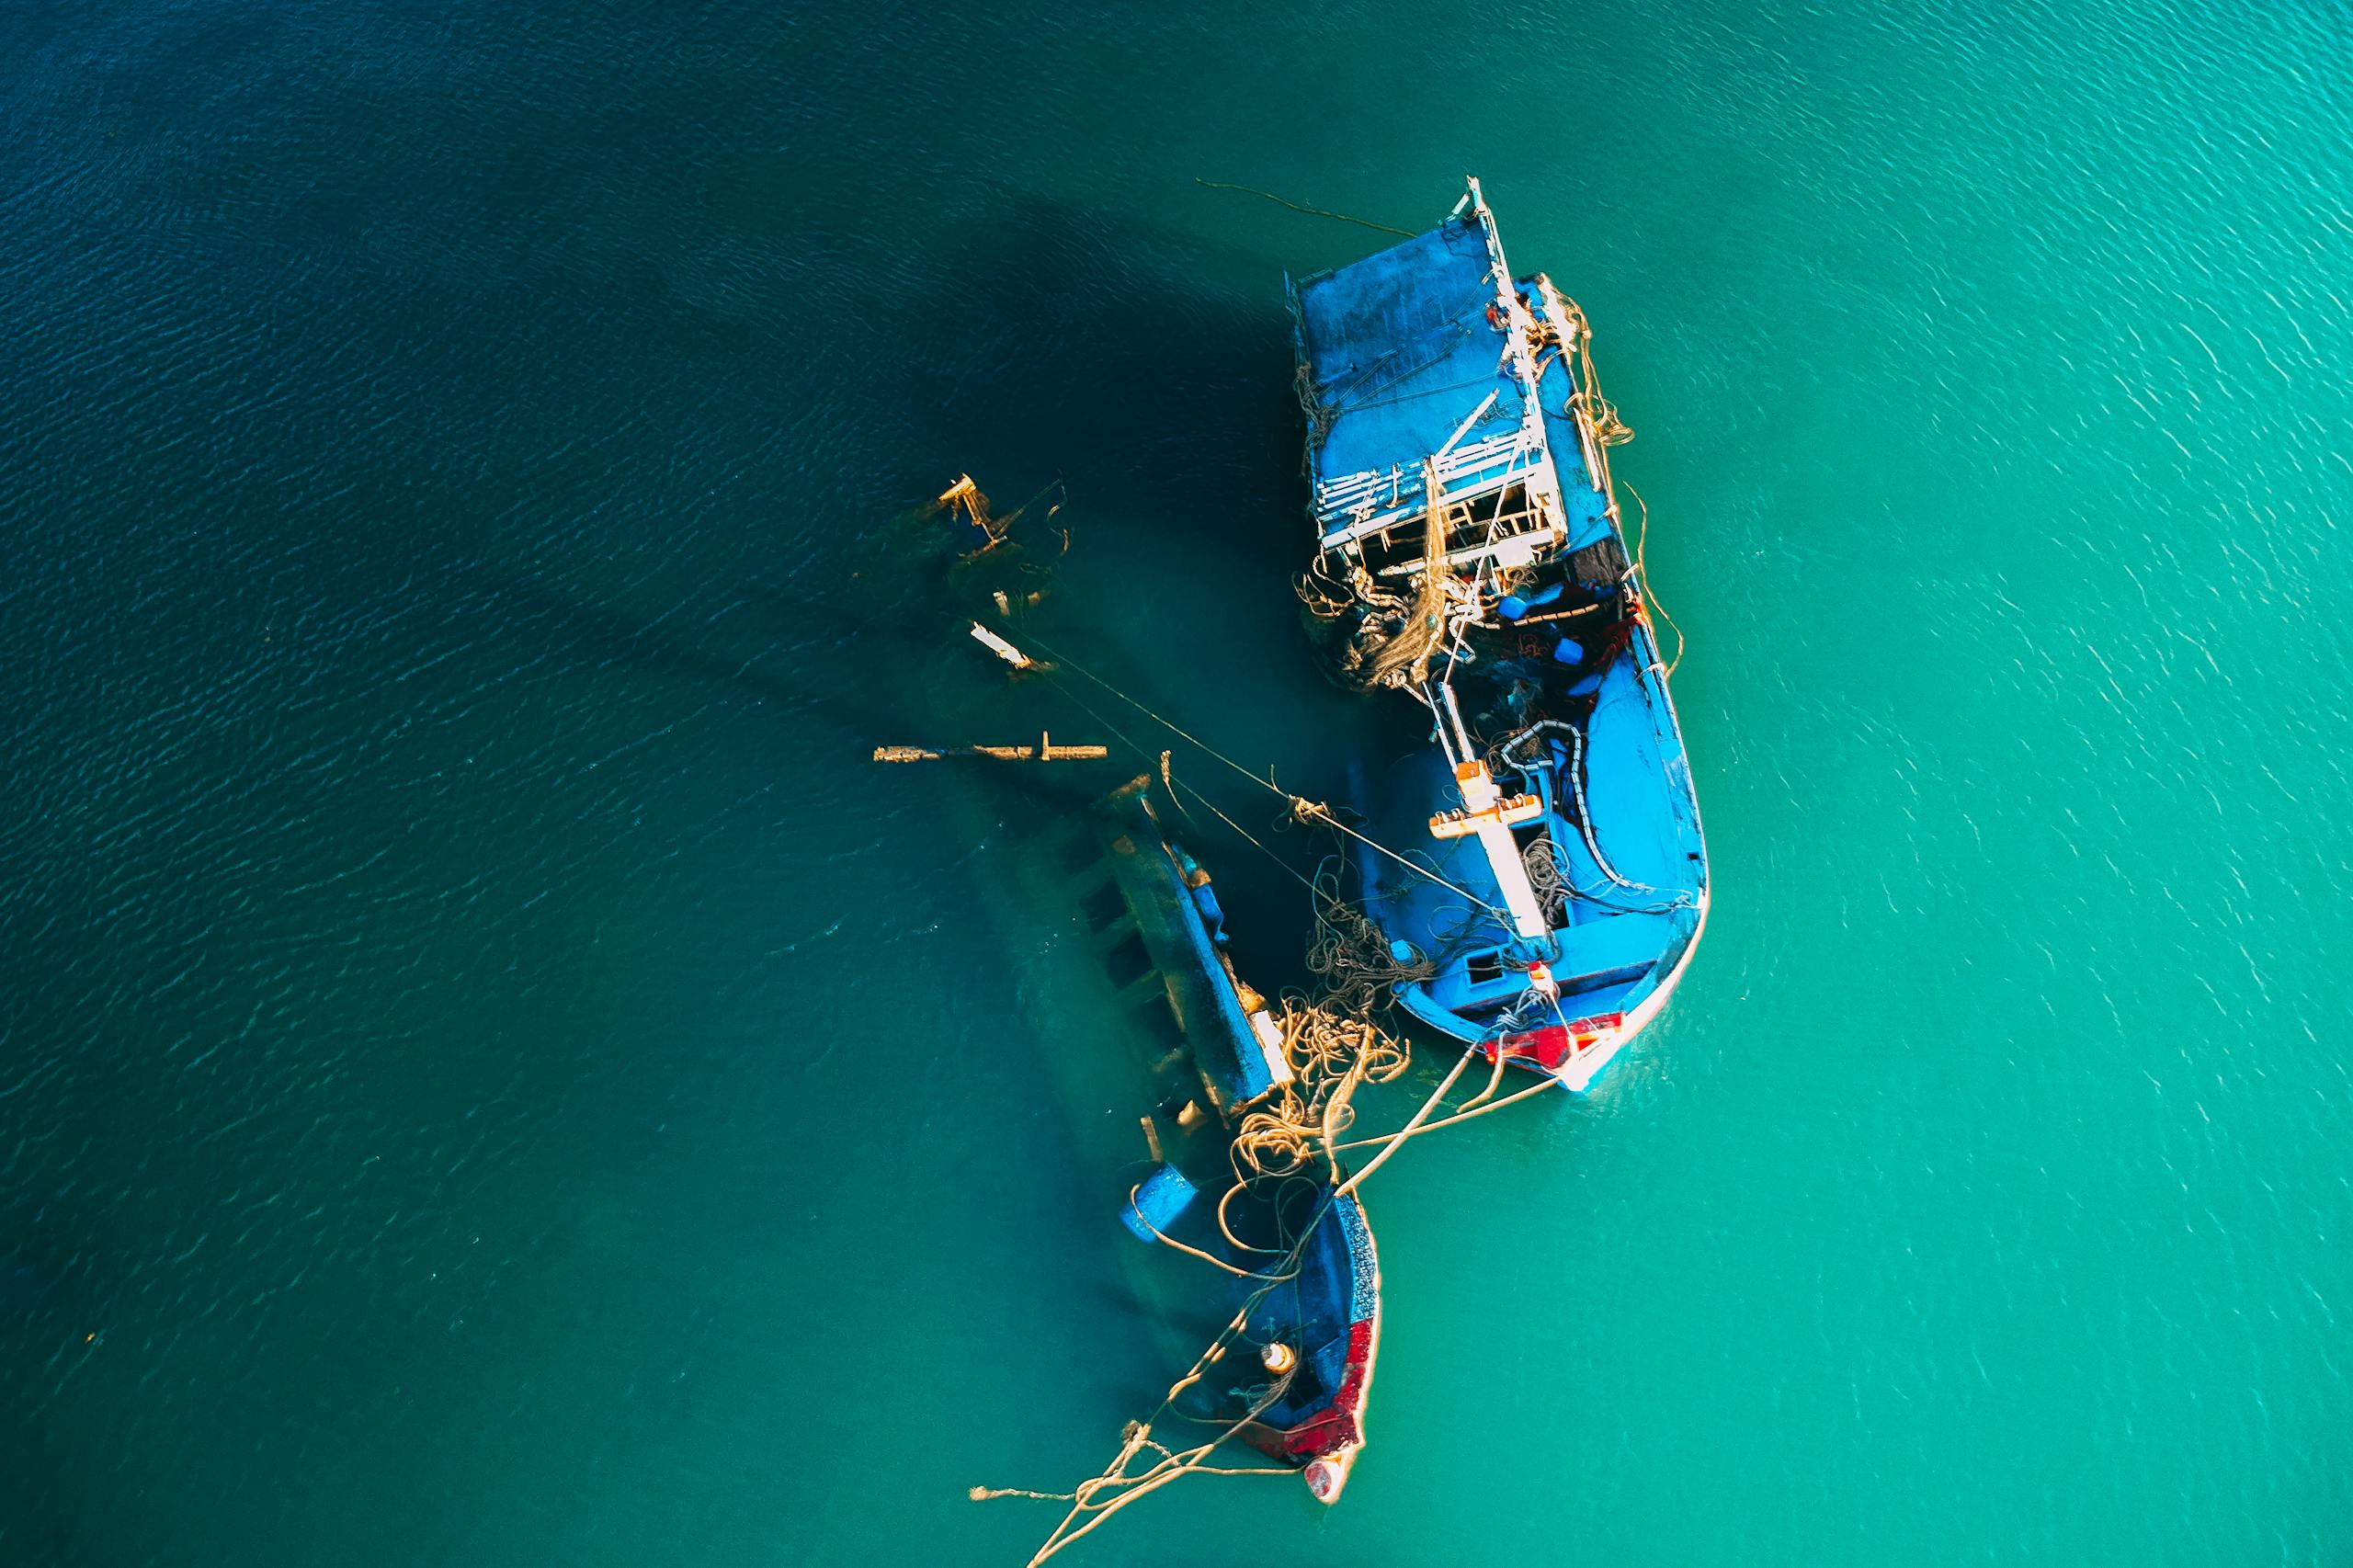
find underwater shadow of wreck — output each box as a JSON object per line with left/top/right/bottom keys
{"left": 480, "top": 570, "right": 930, "bottom": 742}
{"left": 481, "top": 570, "right": 1131, "bottom": 835}
{"left": 911, "top": 189, "right": 1310, "bottom": 586}
{"left": 872, "top": 192, "right": 1370, "bottom": 978}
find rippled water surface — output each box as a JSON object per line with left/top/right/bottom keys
{"left": 3, "top": 4, "right": 2347, "bottom": 1564}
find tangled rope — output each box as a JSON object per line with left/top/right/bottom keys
{"left": 1352, "top": 490, "right": 1457, "bottom": 690}
{"left": 1547, "top": 289, "right": 1635, "bottom": 452}
{"left": 1232, "top": 996, "right": 1411, "bottom": 1183}
{"left": 977, "top": 878, "right": 1435, "bottom": 1558}
{"left": 982, "top": 984, "right": 1555, "bottom": 1560}
{"left": 1623, "top": 480, "right": 1687, "bottom": 678}
{"left": 981, "top": 1336, "right": 1306, "bottom": 1564}
{"left": 1304, "top": 861, "right": 1436, "bottom": 1018}
{"left": 1293, "top": 549, "right": 1365, "bottom": 624}
{"left": 990, "top": 1017, "right": 1436, "bottom": 1562}
{"left": 1293, "top": 357, "right": 1339, "bottom": 452}
{"left": 1523, "top": 831, "right": 1569, "bottom": 924}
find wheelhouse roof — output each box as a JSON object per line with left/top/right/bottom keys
{"left": 1290, "top": 183, "right": 1571, "bottom": 550}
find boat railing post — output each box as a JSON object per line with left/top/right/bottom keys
{"left": 1438, "top": 680, "right": 1475, "bottom": 762}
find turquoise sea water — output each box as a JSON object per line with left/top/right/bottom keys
{"left": 3, "top": 3, "right": 2347, "bottom": 1563}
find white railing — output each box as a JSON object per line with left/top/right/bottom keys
{"left": 1314, "top": 426, "right": 1542, "bottom": 545}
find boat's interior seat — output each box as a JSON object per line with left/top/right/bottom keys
{"left": 1549, "top": 908, "right": 1677, "bottom": 993}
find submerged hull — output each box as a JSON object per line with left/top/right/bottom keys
{"left": 1293, "top": 181, "right": 1709, "bottom": 1086}
{"left": 1238, "top": 1187, "right": 1381, "bottom": 1502}
{"left": 1094, "top": 782, "right": 1383, "bottom": 1502}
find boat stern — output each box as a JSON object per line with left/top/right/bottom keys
{"left": 1242, "top": 1190, "right": 1382, "bottom": 1503}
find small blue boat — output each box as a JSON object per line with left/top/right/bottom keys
{"left": 1094, "top": 781, "right": 1381, "bottom": 1503}
{"left": 1289, "top": 179, "right": 1709, "bottom": 1088}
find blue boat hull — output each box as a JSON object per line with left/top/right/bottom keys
{"left": 1292, "top": 181, "right": 1710, "bottom": 1085}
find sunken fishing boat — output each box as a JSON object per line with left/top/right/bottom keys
{"left": 1288, "top": 178, "right": 1709, "bottom": 1090}
{"left": 888, "top": 488, "right": 1385, "bottom": 1513}
{"left": 1089, "top": 778, "right": 1381, "bottom": 1507}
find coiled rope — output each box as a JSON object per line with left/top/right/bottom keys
{"left": 1303, "top": 858, "right": 1436, "bottom": 1017}
{"left": 1231, "top": 995, "right": 1411, "bottom": 1183}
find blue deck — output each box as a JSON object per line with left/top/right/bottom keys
{"left": 1348, "top": 631, "right": 1704, "bottom": 1045}
{"left": 1290, "top": 212, "right": 1611, "bottom": 547}
{"left": 1292, "top": 219, "right": 1521, "bottom": 484}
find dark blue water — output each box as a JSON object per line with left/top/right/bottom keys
{"left": 4, "top": 3, "right": 2347, "bottom": 1564}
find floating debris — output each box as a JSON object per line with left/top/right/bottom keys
{"left": 870, "top": 733, "right": 1108, "bottom": 763}
{"left": 855, "top": 473, "right": 1069, "bottom": 637}
{"left": 968, "top": 620, "right": 1046, "bottom": 672}
{"left": 931, "top": 472, "right": 1012, "bottom": 552}
{"left": 922, "top": 473, "right": 1068, "bottom": 598}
